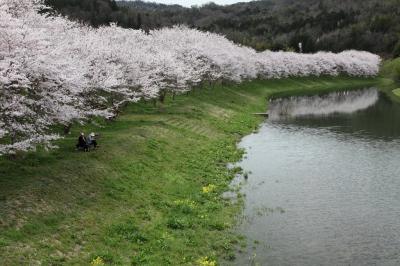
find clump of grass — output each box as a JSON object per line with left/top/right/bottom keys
{"left": 108, "top": 220, "right": 148, "bottom": 244}
{"left": 166, "top": 216, "right": 192, "bottom": 230}
{"left": 173, "top": 199, "right": 198, "bottom": 214}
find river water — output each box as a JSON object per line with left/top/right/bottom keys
{"left": 234, "top": 88, "right": 400, "bottom": 266}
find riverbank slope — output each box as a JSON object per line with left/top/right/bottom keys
{"left": 0, "top": 77, "right": 378, "bottom": 265}
{"left": 379, "top": 58, "right": 400, "bottom": 102}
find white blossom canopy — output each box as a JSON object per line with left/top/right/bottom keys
{"left": 0, "top": 0, "right": 381, "bottom": 155}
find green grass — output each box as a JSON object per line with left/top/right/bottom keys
{"left": 393, "top": 88, "right": 400, "bottom": 97}
{"left": 0, "top": 76, "right": 378, "bottom": 265}
{"left": 380, "top": 57, "right": 400, "bottom": 81}
{"left": 379, "top": 58, "right": 400, "bottom": 101}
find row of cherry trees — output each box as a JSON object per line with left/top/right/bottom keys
{"left": 0, "top": 0, "right": 381, "bottom": 155}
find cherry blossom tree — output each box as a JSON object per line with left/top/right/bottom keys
{"left": 0, "top": 0, "right": 381, "bottom": 155}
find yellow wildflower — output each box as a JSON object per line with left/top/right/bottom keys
{"left": 91, "top": 257, "right": 105, "bottom": 266}
{"left": 197, "top": 256, "right": 217, "bottom": 266}
{"left": 173, "top": 199, "right": 197, "bottom": 209}
{"left": 202, "top": 184, "right": 216, "bottom": 194}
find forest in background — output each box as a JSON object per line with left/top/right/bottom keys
{"left": 45, "top": 0, "right": 400, "bottom": 56}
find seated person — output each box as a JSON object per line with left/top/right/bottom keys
{"left": 87, "top": 132, "right": 98, "bottom": 149}
{"left": 76, "top": 132, "right": 88, "bottom": 151}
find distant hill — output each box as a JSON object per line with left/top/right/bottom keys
{"left": 45, "top": 0, "right": 400, "bottom": 56}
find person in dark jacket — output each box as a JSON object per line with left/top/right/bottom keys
{"left": 76, "top": 132, "right": 88, "bottom": 151}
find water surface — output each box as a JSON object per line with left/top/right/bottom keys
{"left": 235, "top": 88, "right": 400, "bottom": 265}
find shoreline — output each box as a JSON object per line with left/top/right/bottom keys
{"left": 0, "top": 76, "right": 379, "bottom": 265}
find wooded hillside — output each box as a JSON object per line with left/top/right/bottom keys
{"left": 45, "top": 0, "right": 400, "bottom": 56}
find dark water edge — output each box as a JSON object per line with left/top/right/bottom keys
{"left": 234, "top": 88, "right": 400, "bottom": 266}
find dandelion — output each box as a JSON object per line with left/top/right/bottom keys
{"left": 91, "top": 257, "right": 105, "bottom": 266}
{"left": 174, "top": 199, "right": 197, "bottom": 209}
{"left": 197, "top": 256, "right": 217, "bottom": 266}
{"left": 202, "top": 184, "right": 216, "bottom": 194}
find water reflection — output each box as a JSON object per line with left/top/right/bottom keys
{"left": 268, "top": 88, "right": 400, "bottom": 140}
{"left": 234, "top": 88, "right": 400, "bottom": 266}
{"left": 269, "top": 88, "right": 379, "bottom": 120}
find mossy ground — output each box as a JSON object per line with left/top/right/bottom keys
{"left": 0, "top": 77, "right": 378, "bottom": 265}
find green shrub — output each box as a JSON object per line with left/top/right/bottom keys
{"left": 166, "top": 216, "right": 191, "bottom": 229}
{"left": 393, "top": 41, "right": 400, "bottom": 58}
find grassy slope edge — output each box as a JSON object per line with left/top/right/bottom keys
{"left": 0, "top": 77, "right": 378, "bottom": 265}
{"left": 379, "top": 58, "right": 400, "bottom": 102}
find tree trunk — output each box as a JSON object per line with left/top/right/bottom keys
{"left": 8, "top": 134, "right": 17, "bottom": 160}
{"left": 8, "top": 153, "right": 17, "bottom": 160}
{"left": 159, "top": 91, "right": 166, "bottom": 103}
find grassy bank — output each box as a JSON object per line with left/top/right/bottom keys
{"left": 380, "top": 57, "right": 400, "bottom": 82}
{"left": 0, "top": 76, "right": 378, "bottom": 265}
{"left": 379, "top": 58, "right": 400, "bottom": 102}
